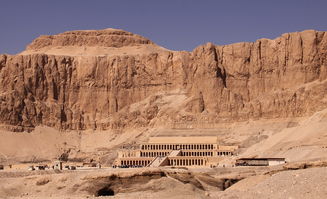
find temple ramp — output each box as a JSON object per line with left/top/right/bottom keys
{"left": 168, "top": 150, "right": 181, "bottom": 157}
{"left": 147, "top": 156, "right": 169, "bottom": 167}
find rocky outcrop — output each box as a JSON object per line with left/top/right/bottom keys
{"left": 0, "top": 29, "right": 326, "bottom": 131}
{"left": 26, "top": 28, "right": 153, "bottom": 50}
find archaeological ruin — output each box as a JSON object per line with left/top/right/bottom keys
{"left": 114, "top": 136, "right": 238, "bottom": 167}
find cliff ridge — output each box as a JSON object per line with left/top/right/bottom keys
{"left": 0, "top": 29, "right": 326, "bottom": 131}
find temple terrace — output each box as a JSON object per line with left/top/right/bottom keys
{"left": 113, "top": 136, "right": 238, "bottom": 167}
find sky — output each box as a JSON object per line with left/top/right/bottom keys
{"left": 0, "top": 0, "right": 326, "bottom": 54}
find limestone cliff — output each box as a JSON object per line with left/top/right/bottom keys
{"left": 0, "top": 29, "right": 326, "bottom": 131}
{"left": 26, "top": 28, "right": 153, "bottom": 50}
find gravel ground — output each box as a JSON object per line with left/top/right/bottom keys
{"left": 215, "top": 167, "right": 327, "bottom": 199}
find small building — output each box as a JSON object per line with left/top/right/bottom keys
{"left": 235, "top": 158, "right": 286, "bottom": 166}
{"left": 0, "top": 165, "right": 4, "bottom": 170}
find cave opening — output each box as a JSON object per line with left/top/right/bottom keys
{"left": 96, "top": 186, "right": 115, "bottom": 197}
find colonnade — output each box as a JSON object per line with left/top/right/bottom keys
{"left": 140, "top": 151, "right": 170, "bottom": 157}
{"left": 120, "top": 160, "right": 151, "bottom": 166}
{"left": 169, "top": 158, "right": 205, "bottom": 166}
{"left": 121, "top": 151, "right": 137, "bottom": 157}
{"left": 139, "top": 151, "right": 233, "bottom": 157}
{"left": 181, "top": 151, "right": 214, "bottom": 156}
{"left": 217, "top": 151, "right": 232, "bottom": 156}
{"left": 141, "top": 144, "right": 215, "bottom": 150}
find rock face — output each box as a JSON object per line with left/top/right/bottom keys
{"left": 26, "top": 28, "right": 153, "bottom": 50}
{"left": 0, "top": 29, "right": 326, "bottom": 131}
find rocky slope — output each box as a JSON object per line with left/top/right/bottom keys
{"left": 0, "top": 29, "right": 326, "bottom": 131}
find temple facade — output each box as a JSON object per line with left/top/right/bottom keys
{"left": 113, "top": 136, "right": 238, "bottom": 167}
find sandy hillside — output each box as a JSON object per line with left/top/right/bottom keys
{"left": 1, "top": 108, "right": 327, "bottom": 165}
{"left": 240, "top": 108, "right": 327, "bottom": 162}
{"left": 217, "top": 167, "right": 327, "bottom": 199}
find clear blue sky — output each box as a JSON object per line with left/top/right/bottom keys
{"left": 1, "top": 0, "right": 326, "bottom": 54}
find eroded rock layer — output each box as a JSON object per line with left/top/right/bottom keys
{"left": 0, "top": 29, "right": 326, "bottom": 131}
{"left": 26, "top": 28, "right": 153, "bottom": 50}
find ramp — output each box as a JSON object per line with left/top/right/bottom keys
{"left": 168, "top": 150, "right": 181, "bottom": 157}
{"left": 147, "top": 150, "right": 181, "bottom": 167}
{"left": 147, "top": 156, "right": 169, "bottom": 167}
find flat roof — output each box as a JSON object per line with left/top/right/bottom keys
{"left": 237, "top": 158, "right": 286, "bottom": 161}
{"left": 147, "top": 136, "right": 219, "bottom": 144}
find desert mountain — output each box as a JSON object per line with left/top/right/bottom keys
{"left": 0, "top": 29, "right": 326, "bottom": 132}
{"left": 1, "top": 30, "right": 327, "bottom": 199}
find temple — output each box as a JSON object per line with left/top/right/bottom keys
{"left": 113, "top": 136, "right": 238, "bottom": 167}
